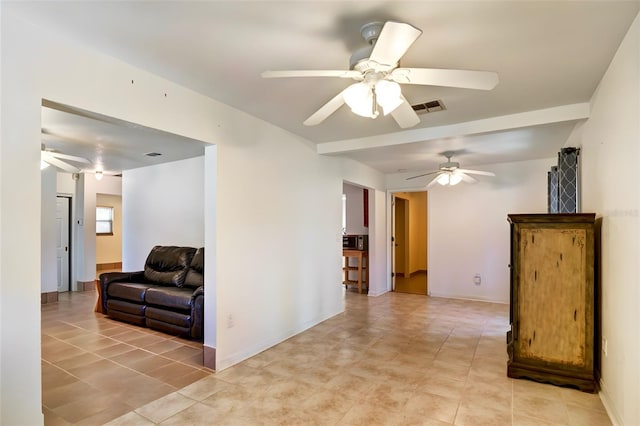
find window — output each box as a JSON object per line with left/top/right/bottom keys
{"left": 96, "top": 206, "right": 114, "bottom": 235}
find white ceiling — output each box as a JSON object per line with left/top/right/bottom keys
{"left": 41, "top": 102, "right": 206, "bottom": 175}
{"left": 10, "top": 1, "right": 640, "bottom": 175}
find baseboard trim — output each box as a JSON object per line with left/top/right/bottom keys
{"left": 203, "top": 345, "right": 216, "bottom": 370}
{"left": 97, "top": 262, "right": 122, "bottom": 271}
{"left": 41, "top": 291, "right": 58, "bottom": 304}
{"left": 428, "top": 291, "right": 509, "bottom": 305}
{"left": 409, "top": 269, "right": 427, "bottom": 277}
{"left": 77, "top": 281, "right": 95, "bottom": 292}
{"left": 599, "top": 379, "right": 622, "bottom": 426}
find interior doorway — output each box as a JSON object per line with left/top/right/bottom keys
{"left": 392, "top": 191, "right": 428, "bottom": 295}
{"left": 56, "top": 196, "right": 71, "bottom": 292}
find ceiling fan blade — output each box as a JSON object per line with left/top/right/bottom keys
{"left": 390, "top": 95, "right": 420, "bottom": 129}
{"left": 46, "top": 151, "right": 91, "bottom": 164}
{"left": 457, "top": 168, "right": 496, "bottom": 176}
{"left": 390, "top": 68, "right": 499, "bottom": 90}
{"left": 369, "top": 21, "right": 422, "bottom": 66}
{"left": 261, "top": 70, "right": 362, "bottom": 79}
{"left": 303, "top": 89, "right": 347, "bottom": 126}
{"left": 458, "top": 172, "right": 478, "bottom": 183}
{"left": 426, "top": 173, "right": 443, "bottom": 188}
{"left": 405, "top": 170, "right": 439, "bottom": 180}
{"left": 41, "top": 153, "right": 81, "bottom": 173}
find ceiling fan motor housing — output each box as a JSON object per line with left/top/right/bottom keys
{"left": 440, "top": 161, "right": 460, "bottom": 171}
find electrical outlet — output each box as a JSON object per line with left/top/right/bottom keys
{"left": 603, "top": 338, "right": 608, "bottom": 357}
{"left": 473, "top": 273, "right": 481, "bottom": 286}
{"left": 227, "top": 314, "right": 235, "bottom": 329}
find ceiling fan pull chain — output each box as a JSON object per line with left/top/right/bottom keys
{"left": 372, "top": 86, "right": 379, "bottom": 118}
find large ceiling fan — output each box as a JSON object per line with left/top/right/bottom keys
{"left": 41, "top": 144, "right": 90, "bottom": 173}
{"left": 262, "top": 21, "right": 499, "bottom": 128}
{"left": 406, "top": 152, "right": 496, "bottom": 187}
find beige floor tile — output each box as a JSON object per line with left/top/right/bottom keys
{"left": 557, "top": 387, "right": 607, "bottom": 411}
{"left": 512, "top": 414, "right": 568, "bottom": 426}
{"left": 454, "top": 400, "right": 512, "bottom": 426}
{"left": 338, "top": 401, "right": 405, "bottom": 426}
{"left": 404, "top": 391, "right": 461, "bottom": 424}
{"left": 514, "top": 394, "right": 570, "bottom": 424}
{"left": 134, "top": 391, "right": 197, "bottom": 423}
{"left": 104, "top": 411, "right": 155, "bottom": 426}
{"left": 416, "top": 375, "right": 466, "bottom": 400}
{"left": 566, "top": 403, "right": 613, "bottom": 426}
{"left": 513, "top": 377, "right": 563, "bottom": 400}
{"left": 42, "top": 289, "right": 616, "bottom": 426}
{"left": 178, "top": 375, "right": 235, "bottom": 401}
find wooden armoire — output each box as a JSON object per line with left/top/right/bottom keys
{"left": 507, "top": 213, "right": 599, "bottom": 392}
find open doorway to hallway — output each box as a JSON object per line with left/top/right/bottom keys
{"left": 392, "top": 191, "right": 428, "bottom": 295}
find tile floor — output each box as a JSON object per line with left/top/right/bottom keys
{"left": 44, "top": 289, "right": 611, "bottom": 425}
{"left": 42, "top": 291, "right": 211, "bottom": 425}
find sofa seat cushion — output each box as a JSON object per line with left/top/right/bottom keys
{"left": 107, "top": 299, "right": 146, "bottom": 316}
{"left": 146, "top": 306, "right": 191, "bottom": 327}
{"left": 107, "top": 282, "right": 153, "bottom": 303}
{"left": 145, "top": 286, "right": 194, "bottom": 311}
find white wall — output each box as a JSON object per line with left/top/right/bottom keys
{"left": 387, "top": 157, "right": 552, "bottom": 303}
{"left": 577, "top": 12, "right": 640, "bottom": 425}
{"left": 122, "top": 157, "right": 204, "bottom": 270}
{"left": 214, "top": 130, "right": 347, "bottom": 369}
{"left": 0, "top": 11, "right": 387, "bottom": 423}
{"left": 77, "top": 174, "right": 121, "bottom": 286}
{"left": 41, "top": 167, "right": 57, "bottom": 293}
{"left": 343, "top": 182, "right": 368, "bottom": 235}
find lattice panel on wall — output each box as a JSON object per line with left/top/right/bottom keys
{"left": 558, "top": 148, "right": 580, "bottom": 213}
{"left": 547, "top": 148, "right": 580, "bottom": 214}
{"left": 548, "top": 166, "right": 559, "bottom": 213}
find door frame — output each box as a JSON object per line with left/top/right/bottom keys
{"left": 387, "top": 189, "right": 430, "bottom": 293}
{"left": 56, "top": 195, "right": 72, "bottom": 292}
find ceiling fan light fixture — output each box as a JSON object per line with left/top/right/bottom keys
{"left": 437, "top": 173, "right": 450, "bottom": 186}
{"left": 375, "top": 80, "right": 403, "bottom": 115}
{"left": 343, "top": 82, "right": 376, "bottom": 118}
{"left": 449, "top": 173, "right": 463, "bottom": 186}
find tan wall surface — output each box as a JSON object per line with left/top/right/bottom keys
{"left": 96, "top": 193, "right": 122, "bottom": 264}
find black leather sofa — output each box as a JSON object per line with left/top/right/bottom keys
{"left": 99, "top": 245, "right": 204, "bottom": 339}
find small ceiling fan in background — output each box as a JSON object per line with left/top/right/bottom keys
{"left": 262, "top": 21, "right": 499, "bottom": 128}
{"left": 41, "top": 143, "right": 90, "bottom": 173}
{"left": 406, "top": 152, "right": 496, "bottom": 187}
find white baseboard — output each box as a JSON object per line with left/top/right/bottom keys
{"left": 428, "top": 291, "right": 509, "bottom": 304}
{"left": 215, "top": 307, "right": 343, "bottom": 371}
{"left": 599, "top": 379, "right": 623, "bottom": 426}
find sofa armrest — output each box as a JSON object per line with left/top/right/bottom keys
{"left": 99, "top": 271, "right": 143, "bottom": 313}
{"left": 190, "top": 286, "right": 205, "bottom": 338}
{"left": 192, "top": 285, "right": 204, "bottom": 299}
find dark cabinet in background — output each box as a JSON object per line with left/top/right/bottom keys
{"left": 507, "top": 213, "right": 599, "bottom": 392}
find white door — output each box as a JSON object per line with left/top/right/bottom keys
{"left": 56, "top": 196, "right": 70, "bottom": 292}
{"left": 391, "top": 195, "right": 396, "bottom": 291}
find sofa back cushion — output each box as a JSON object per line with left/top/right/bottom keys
{"left": 183, "top": 247, "right": 204, "bottom": 288}
{"left": 144, "top": 246, "right": 196, "bottom": 287}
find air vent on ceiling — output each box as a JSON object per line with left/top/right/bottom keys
{"left": 145, "top": 152, "right": 162, "bottom": 157}
{"left": 411, "top": 99, "right": 446, "bottom": 115}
